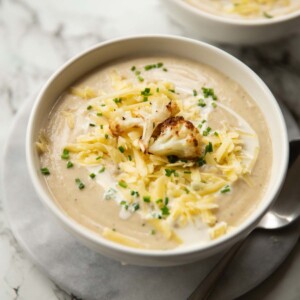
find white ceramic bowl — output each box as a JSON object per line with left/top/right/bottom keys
{"left": 161, "top": 0, "right": 300, "bottom": 44}
{"left": 26, "top": 35, "right": 288, "bottom": 266}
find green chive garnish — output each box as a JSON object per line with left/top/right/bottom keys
{"left": 165, "top": 169, "right": 178, "bottom": 177}
{"left": 198, "top": 99, "right": 206, "bottom": 107}
{"left": 221, "top": 185, "right": 231, "bottom": 194}
{"left": 67, "top": 161, "right": 73, "bottom": 169}
{"left": 202, "top": 87, "right": 217, "bottom": 100}
{"left": 205, "top": 142, "right": 213, "bottom": 155}
{"left": 197, "top": 156, "right": 206, "bottom": 166}
{"left": 75, "top": 178, "right": 85, "bottom": 190}
{"left": 143, "top": 196, "right": 151, "bottom": 203}
{"left": 61, "top": 149, "right": 70, "bottom": 160}
{"left": 98, "top": 166, "right": 105, "bottom": 173}
{"left": 40, "top": 167, "right": 50, "bottom": 175}
{"left": 203, "top": 127, "right": 212, "bottom": 136}
{"left": 161, "top": 206, "right": 170, "bottom": 216}
{"left": 118, "top": 146, "right": 125, "bottom": 153}
{"left": 113, "top": 98, "right": 122, "bottom": 104}
{"left": 89, "top": 173, "right": 96, "bottom": 179}
{"left": 118, "top": 181, "right": 128, "bottom": 188}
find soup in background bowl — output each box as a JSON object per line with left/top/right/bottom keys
{"left": 26, "top": 35, "right": 288, "bottom": 266}
{"left": 186, "top": 0, "right": 300, "bottom": 20}
{"left": 161, "top": 0, "right": 300, "bottom": 44}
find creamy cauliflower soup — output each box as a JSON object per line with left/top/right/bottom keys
{"left": 37, "top": 57, "right": 272, "bottom": 250}
{"left": 186, "top": 0, "right": 300, "bottom": 19}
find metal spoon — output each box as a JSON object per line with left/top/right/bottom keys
{"left": 188, "top": 139, "right": 300, "bottom": 300}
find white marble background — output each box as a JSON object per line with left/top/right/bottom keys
{"left": 0, "top": 0, "right": 299, "bottom": 299}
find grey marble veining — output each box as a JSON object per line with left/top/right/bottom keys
{"left": 0, "top": 0, "right": 299, "bottom": 299}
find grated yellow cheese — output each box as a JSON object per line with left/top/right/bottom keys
{"left": 63, "top": 72, "right": 259, "bottom": 246}
{"left": 229, "top": 0, "right": 290, "bottom": 16}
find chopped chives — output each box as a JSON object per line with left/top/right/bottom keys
{"left": 156, "top": 198, "right": 163, "bottom": 204}
{"left": 100, "top": 124, "right": 103, "bottom": 129}
{"left": 40, "top": 167, "right": 50, "bottom": 175}
{"left": 61, "top": 149, "right": 70, "bottom": 160}
{"left": 205, "top": 142, "right": 213, "bottom": 154}
{"left": 89, "top": 173, "right": 96, "bottom": 179}
{"left": 89, "top": 123, "right": 96, "bottom": 127}
{"left": 161, "top": 206, "right": 170, "bottom": 216}
{"left": 184, "top": 187, "right": 190, "bottom": 194}
{"left": 202, "top": 87, "right": 218, "bottom": 100}
{"left": 98, "top": 166, "right": 105, "bottom": 173}
{"left": 143, "top": 196, "right": 151, "bottom": 203}
{"left": 144, "top": 64, "right": 156, "bottom": 71}
{"left": 118, "top": 146, "right": 125, "bottom": 153}
{"left": 165, "top": 169, "right": 178, "bottom": 177}
{"left": 131, "top": 190, "right": 139, "bottom": 197}
{"left": 66, "top": 161, "right": 73, "bottom": 169}
{"left": 105, "top": 134, "right": 109, "bottom": 139}
{"left": 193, "top": 89, "right": 198, "bottom": 96}
{"left": 164, "top": 197, "right": 169, "bottom": 205}
{"left": 113, "top": 98, "right": 122, "bottom": 104}
{"left": 197, "top": 156, "right": 206, "bottom": 166}
{"left": 132, "top": 203, "right": 140, "bottom": 211}
{"left": 203, "top": 127, "right": 211, "bottom": 136}
{"left": 137, "top": 76, "right": 144, "bottom": 82}
{"left": 87, "top": 105, "right": 93, "bottom": 110}
{"left": 131, "top": 66, "right": 136, "bottom": 71}
{"left": 263, "top": 11, "right": 273, "bottom": 18}
{"left": 97, "top": 112, "right": 103, "bottom": 116}
{"left": 141, "top": 87, "right": 152, "bottom": 96}
{"left": 128, "top": 155, "right": 132, "bottom": 161}
{"left": 96, "top": 156, "right": 101, "bottom": 160}
{"left": 118, "top": 181, "right": 128, "bottom": 188}
{"left": 198, "top": 99, "right": 206, "bottom": 107}
{"left": 151, "top": 230, "right": 156, "bottom": 235}
{"left": 75, "top": 178, "right": 85, "bottom": 190}
{"left": 163, "top": 68, "right": 168, "bottom": 72}
{"left": 221, "top": 185, "right": 231, "bottom": 194}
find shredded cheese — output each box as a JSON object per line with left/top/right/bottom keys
{"left": 63, "top": 70, "right": 260, "bottom": 247}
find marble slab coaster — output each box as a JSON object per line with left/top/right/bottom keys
{"left": 2, "top": 98, "right": 299, "bottom": 300}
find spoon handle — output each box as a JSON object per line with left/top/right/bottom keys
{"left": 187, "top": 239, "right": 245, "bottom": 300}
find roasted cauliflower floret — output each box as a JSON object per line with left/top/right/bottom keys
{"left": 109, "top": 97, "right": 179, "bottom": 152}
{"left": 148, "top": 116, "right": 202, "bottom": 159}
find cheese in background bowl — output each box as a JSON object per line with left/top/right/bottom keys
{"left": 161, "top": 0, "right": 300, "bottom": 44}
{"left": 26, "top": 36, "right": 288, "bottom": 266}
{"left": 186, "top": 0, "right": 300, "bottom": 20}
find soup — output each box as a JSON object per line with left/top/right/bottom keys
{"left": 186, "top": 0, "right": 300, "bottom": 19}
{"left": 37, "top": 56, "right": 272, "bottom": 250}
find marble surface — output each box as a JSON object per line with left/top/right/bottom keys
{"left": 0, "top": 0, "right": 299, "bottom": 299}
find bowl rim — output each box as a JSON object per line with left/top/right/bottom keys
{"left": 26, "top": 34, "right": 289, "bottom": 258}
{"left": 170, "top": 0, "right": 300, "bottom": 26}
